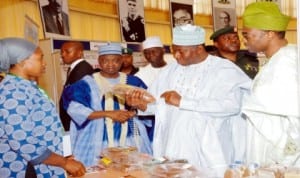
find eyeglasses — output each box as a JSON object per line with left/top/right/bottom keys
{"left": 128, "top": 2, "right": 136, "bottom": 7}
{"left": 174, "top": 18, "right": 193, "bottom": 26}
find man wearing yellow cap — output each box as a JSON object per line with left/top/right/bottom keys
{"left": 241, "top": 2, "right": 300, "bottom": 166}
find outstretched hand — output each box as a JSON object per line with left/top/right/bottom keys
{"left": 125, "top": 89, "right": 148, "bottom": 111}
{"left": 160, "top": 90, "right": 181, "bottom": 107}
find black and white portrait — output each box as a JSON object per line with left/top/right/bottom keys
{"left": 38, "top": 0, "right": 70, "bottom": 38}
{"left": 118, "top": 0, "right": 146, "bottom": 43}
{"left": 170, "top": 2, "right": 194, "bottom": 28}
{"left": 213, "top": 7, "right": 236, "bottom": 31}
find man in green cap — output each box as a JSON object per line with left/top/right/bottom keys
{"left": 120, "top": 47, "right": 139, "bottom": 75}
{"left": 210, "top": 26, "right": 259, "bottom": 79}
{"left": 241, "top": 2, "right": 300, "bottom": 166}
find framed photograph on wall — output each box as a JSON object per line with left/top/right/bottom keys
{"left": 38, "top": 0, "right": 71, "bottom": 39}
{"left": 24, "top": 15, "right": 39, "bottom": 45}
{"left": 170, "top": 0, "right": 194, "bottom": 28}
{"left": 212, "top": 0, "right": 236, "bottom": 31}
{"left": 212, "top": 7, "right": 237, "bottom": 31}
{"left": 118, "top": 0, "right": 146, "bottom": 43}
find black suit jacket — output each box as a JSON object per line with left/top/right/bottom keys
{"left": 42, "top": 5, "right": 70, "bottom": 36}
{"left": 59, "top": 60, "right": 94, "bottom": 131}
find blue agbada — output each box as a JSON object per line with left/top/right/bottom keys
{"left": 62, "top": 73, "right": 152, "bottom": 166}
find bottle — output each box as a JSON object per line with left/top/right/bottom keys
{"left": 224, "top": 164, "right": 242, "bottom": 178}
{"left": 243, "top": 163, "right": 259, "bottom": 177}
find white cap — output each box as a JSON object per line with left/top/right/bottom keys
{"left": 142, "top": 36, "right": 163, "bottom": 50}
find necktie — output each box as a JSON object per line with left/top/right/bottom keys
{"left": 64, "top": 67, "right": 71, "bottom": 87}
{"left": 66, "top": 67, "right": 71, "bottom": 77}
{"left": 56, "top": 15, "right": 64, "bottom": 35}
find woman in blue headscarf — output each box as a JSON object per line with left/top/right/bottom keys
{"left": 0, "top": 38, "right": 86, "bottom": 177}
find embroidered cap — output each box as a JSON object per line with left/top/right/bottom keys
{"left": 173, "top": 24, "right": 205, "bottom": 46}
{"left": 142, "top": 36, "right": 163, "bottom": 50}
{"left": 98, "top": 43, "right": 122, "bottom": 56}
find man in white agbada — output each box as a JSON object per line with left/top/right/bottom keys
{"left": 135, "top": 36, "right": 172, "bottom": 86}
{"left": 241, "top": 2, "right": 300, "bottom": 166}
{"left": 126, "top": 24, "right": 251, "bottom": 174}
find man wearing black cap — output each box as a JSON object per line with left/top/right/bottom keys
{"left": 120, "top": 47, "right": 139, "bottom": 75}
{"left": 210, "top": 26, "right": 259, "bottom": 79}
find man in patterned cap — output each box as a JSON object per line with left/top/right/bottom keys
{"left": 241, "top": 2, "right": 300, "bottom": 166}
{"left": 62, "top": 43, "right": 152, "bottom": 166}
{"left": 126, "top": 24, "right": 251, "bottom": 175}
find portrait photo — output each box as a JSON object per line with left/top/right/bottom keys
{"left": 170, "top": 1, "right": 194, "bottom": 28}
{"left": 213, "top": 7, "right": 236, "bottom": 31}
{"left": 118, "top": 0, "right": 146, "bottom": 43}
{"left": 38, "top": 0, "right": 70, "bottom": 38}
{"left": 24, "top": 15, "right": 39, "bottom": 45}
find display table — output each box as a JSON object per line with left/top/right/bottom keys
{"left": 68, "top": 168, "right": 149, "bottom": 178}
{"left": 66, "top": 146, "right": 300, "bottom": 178}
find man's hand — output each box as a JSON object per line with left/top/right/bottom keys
{"left": 160, "top": 90, "right": 181, "bottom": 107}
{"left": 105, "top": 110, "right": 136, "bottom": 123}
{"left": 125, "top": 89, "right": 148, "bottom": 111}
{"left": 121, "top": 18, "right": 130, "bottom": 31}
{"left": 64, "top": 157, "right": 86, "bottom": 177}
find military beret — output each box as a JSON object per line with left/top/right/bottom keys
{"left": 210, "top": 26, "right": 237, "bottom": 41}
{"left": 122, "top": 48, "right": 133, "bottom": 55}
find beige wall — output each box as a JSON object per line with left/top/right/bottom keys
{"left": 0, "top": 0, "right": 297, "bottom": 46}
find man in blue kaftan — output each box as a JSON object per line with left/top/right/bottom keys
{"left": 62, "top": 43, "right": 152, "bottom": 166}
